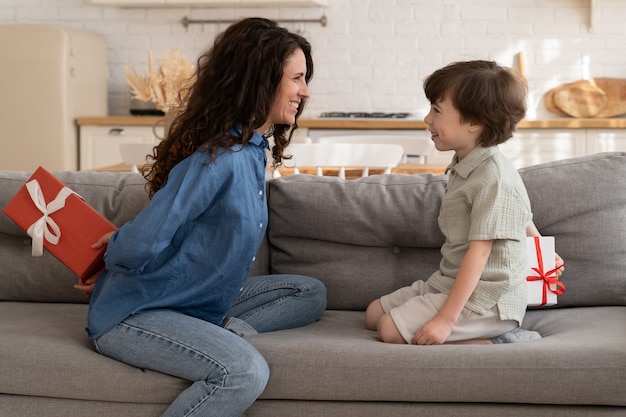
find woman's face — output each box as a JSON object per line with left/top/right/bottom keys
{"left": 261, "top": 48, "right": 310, "bottom": 133}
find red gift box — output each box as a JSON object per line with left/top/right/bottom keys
{"left": 2, "top": 166, "right": 116, "bottom": 282}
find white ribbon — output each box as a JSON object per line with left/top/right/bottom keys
{"left": 24, "top": 179, "right": 77, "bottom": 257}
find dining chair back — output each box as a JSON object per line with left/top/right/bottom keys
{"left": 316, "top": 135, "right": 435, "bottom": 163}
{"left": 275, "top": 142, "right": 404, "bottom": 179}
{"left": 119, "top": 143, "right": 154, "bottom": 173}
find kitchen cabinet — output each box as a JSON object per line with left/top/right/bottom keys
{"left": 91, "top": 0, "right": 328, "bottom": 6}
{"left": 77, "top": 116, "right": 626, "bottom": 171}
{"left": 297, "top": 119, "right": 626, "bottom": 168}
{"left": 300, "top": 127, "right": 591, "bottom": 167}
{"left": 423, "top": 128, "right": 624, "bottom": 167}
{"left": 585, "top": 129, "right": 626, "bottom": 154}
{"left": 502, "top": 129, "right": 587, "bottom": 168}
{"left": 79, "top": 124, "right": 164, "bottom": 170}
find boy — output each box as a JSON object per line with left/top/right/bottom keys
{"left": 365, "top": 60, "right": 546, "bottom": 345}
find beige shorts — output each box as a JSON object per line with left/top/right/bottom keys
{"left": 380, "top": 280, "right": 517, "bottom": 343}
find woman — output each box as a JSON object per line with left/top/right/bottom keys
{"left": 75, "top": 17, "right": 326, "bottom": 417}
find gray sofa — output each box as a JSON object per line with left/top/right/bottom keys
{"left": 1, "top": 152, "right": 625, "bottom": 417}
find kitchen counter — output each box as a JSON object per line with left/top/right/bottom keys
{"left": 76, "top": 116, "right": 626, "bottom": 129}
{"left": 77, "top": 116, "right": 626, "bottom": 171}
{"left": 77, "top": 116, "right": 165, "bottom": 127}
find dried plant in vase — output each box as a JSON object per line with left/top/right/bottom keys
{"left": 123, "top": 48, "right": 196, "bottom": 114}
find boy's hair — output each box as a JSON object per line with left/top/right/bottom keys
{"left": 423, "top": 60, "right": 527, "bottom": 147}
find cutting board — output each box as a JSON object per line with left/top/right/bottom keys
{"left": 593, "top": 78, "right": 626, "bottom": 118}
{"left": 544, "top": 78, "right": 626, "bottom": 118}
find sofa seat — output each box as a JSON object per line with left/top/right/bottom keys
{"left": 251, "top": 308, "right": 625, "bottom": 406}
{"left": 1, "top": 301, "right": 624, "bottom": 417}
{"left": 1, "top": 152, "right": 625, "bottom": 417}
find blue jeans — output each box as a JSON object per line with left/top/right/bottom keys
{"left": 93, "top": 274, "right": 326, "bottom": 417}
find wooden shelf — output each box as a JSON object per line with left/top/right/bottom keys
{"left": 76, "top": 116, "right": 626, "bottom": 130}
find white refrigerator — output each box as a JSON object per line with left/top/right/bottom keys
{"left": 0, "top": 24, "right": 108, "bottom": 171}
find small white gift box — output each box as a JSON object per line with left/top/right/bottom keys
{"left": 526, "top": 236, "right": 565, "bottom": 306}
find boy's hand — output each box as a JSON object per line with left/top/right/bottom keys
{"left": 555, "top": 252, "right": 565, "bottom": 278}
{"left": 412, "top": 316, "right": 454, "bottom": 345}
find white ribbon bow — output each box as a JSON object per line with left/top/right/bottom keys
{"left": 25, "top": 179, "right": 77, "bottom": 257}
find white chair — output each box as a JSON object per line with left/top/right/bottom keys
{"left": 316, "top": 135, "right": 435, "bottom": 163}
{"left": 275, "top": 143, "right": 404, "bottom": 179}
{"left": 119, "top": 143, "right": 155, "bottom": 173}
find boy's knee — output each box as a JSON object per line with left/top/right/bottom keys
{"left": 365, "top": 299, "right": 383, "bottom": 330}
{"left": 377, "top": 314, "right": 406, "bottom": 344}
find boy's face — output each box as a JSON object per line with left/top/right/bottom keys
{"left": 424, "top": 96, "right": 482, "bottom": 160}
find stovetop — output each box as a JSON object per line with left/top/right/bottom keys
{"left": 319, "top": 112, "right": 412, "bottom": 119}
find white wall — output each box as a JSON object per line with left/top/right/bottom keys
{"left": 2, "top": 0, "right": 624, "bottom": 119}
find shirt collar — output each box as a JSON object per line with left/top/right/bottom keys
{"left": 230, "top": 126, "right": 270, "bottom": 151}
{"left": 445, "top": 146, "right": 498, "bottom": 178}
{"left": 250, "top": 131, "right": 270, "bottom": 150}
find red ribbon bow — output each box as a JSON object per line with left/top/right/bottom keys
{"left": 526, "top": 236, "right": 566, "bottom": 305}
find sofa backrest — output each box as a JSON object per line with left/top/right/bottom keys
{"left": 0, "top": 170, "right": 150, "bottom": 303}
{"left": 518, "top": 152, "right": 626, "bottom": 308}
{"left": 0, "top": 168, "right": 271, "bottom": 304}
{"left": 267, "top": 173, "right": 446, "bottom": 310}
{"left": 2, "top": 152, "right": 625, "bottom": 310}
{"left": 268, "top": 152, "right": 626, "bottom": 310}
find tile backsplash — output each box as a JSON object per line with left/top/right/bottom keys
{"left": 2, "top": 0, "right": 624, "bottom": 119}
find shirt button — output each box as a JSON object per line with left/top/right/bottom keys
{"left": 259, "top": 223, "right": 263, "bottom": 228}
{"left": 258, "top": 190, "right": 263, "bottom": 196}
{"left": 252, "top": 256, "right": 256, "bottom": 262}
{"left": 240, "top": 287, "right": 244, "bottom": 292}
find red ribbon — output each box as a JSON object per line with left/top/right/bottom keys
{"left": 526, "top": 236, "right": 566, "bottom": 305}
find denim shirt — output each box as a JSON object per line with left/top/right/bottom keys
{"left": 87, "top": 132, "right": 269, "bottom": 339}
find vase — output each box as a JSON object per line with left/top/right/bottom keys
{"left": 152, "top": 111, "right": 177, "bottom": 141}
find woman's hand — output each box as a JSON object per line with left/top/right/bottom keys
{"left": 73, "top": 232, "right": 114, "bottom": 299}
{"left": 74, "top": 273, "right": 101, "bottom": 299}
{"left": 91, "top": 231, "right": 115, "bottom": 249}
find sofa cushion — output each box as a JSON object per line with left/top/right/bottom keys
{"left": 249, "top": 307, "right": 626, "bottom": 407}
{"left": 0, "top": 170, "right": 149, "bottom": 303}
{"left": 0, "top": 302, "right": 190, "bottom": 403}
{"left": 268, "top": 173, "right": 447, "bottom": 310}
{"left": 519, "top": 152, "right": 626, "bottom": 308}
{"left": 0, "top": 168, "right": 271, "bottom": 303}
{"left": 268, "top": 152, "right": 626, "bottom": 310}
{"left": 2, "top": 302, "right": 623, "bottom": 408}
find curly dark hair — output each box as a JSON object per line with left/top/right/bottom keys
{"left": 144, "top": 17, "right": 313, "bottom": 198}
{"left": 423, "top": 60, "right": 527, "bottom": 147}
